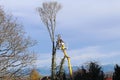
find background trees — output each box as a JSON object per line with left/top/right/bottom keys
{"left": 73, "top": 66, "right": 87, "bottom": 80}
{"left": 37, "top": 1, "right": 61, "bottom": 80}
{"left": 0, "top": 7, "right": 36, "bottom": 79}
{"left": 73, "top": 62, "right": 104, "bottom": 80}
{"left": 87, "top": 62, "right": 104, "bottom": 80}
{"left": 113, "top": 64, "right": 120, "bottom": 80}
{"left": 30, "top": 69, "right": 41, "bottom": 80}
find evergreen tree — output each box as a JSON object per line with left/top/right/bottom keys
{"left": 87, "top": 62, "right": 104, "bottom": 80}
{"left": 113, "top": 64, "right": 120, "bottom": 80}
{"left": 73, "top": 62, "right": 104, "bottom": 80}
{"left": 73, "top": 66, "right": 87, "bottom": 80}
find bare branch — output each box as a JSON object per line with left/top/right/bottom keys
{"left": 0, "top": 6, "right": 36, "bottom": 78}
{"left": 37, "top": 1, "right": 61, "bottom": 42}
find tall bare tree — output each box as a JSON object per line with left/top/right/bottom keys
{"left": 37, "top": 1, "right": 61, "bottom": 80}
{"left": 0, "top": 7, "right": 36, "bottom": 79}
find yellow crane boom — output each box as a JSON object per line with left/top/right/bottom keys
{"left": 62, "top": 47, "right": 73, "bottom": 78}
{"left": 56, "top": 35, "right": 73, "bottom": 79}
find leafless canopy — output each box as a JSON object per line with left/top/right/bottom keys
{"left": 37, "top": 1, "right": 61, "bottom": 42}
{"left": 0, "top": 7, "right": 36, "bottom": 78}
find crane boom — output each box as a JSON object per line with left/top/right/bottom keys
{"left": 56, "top": 34, "right": 73, "bottom": 79}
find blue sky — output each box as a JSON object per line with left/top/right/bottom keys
{"left": 0, "top": 0, "right": 120, "bottom": 67}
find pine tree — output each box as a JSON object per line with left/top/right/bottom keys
{"left": 73, "top": 62, "right": 104, "bottom": 80}
{"left": 73, "top": 66, "right": 87, "bottom": 80}
{"left": 113, "top": 64, "right": 120, "bottom": 80}
{"left": 88, "top": 62, "right": 104, "bottom": 80}
{"left": 87, "top": 62, "right": 104, "bottom": 80}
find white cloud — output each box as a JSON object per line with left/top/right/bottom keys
{"left": 1, "top": 0, "right": 120, "bottom": 67}
{"left": 35, "top": 45, "right": 120, "bottom": 67}
{"left": 68, "top": 46, "right": 120, "bottom": 65}
{"left": 1, "top": 0, "right": 120, "bottom": 41}
{"left": 57, "top": 0, "right": 120, "bottom": 23}
{"left": 35, "top": 53, "right": 51, "bottom": 67}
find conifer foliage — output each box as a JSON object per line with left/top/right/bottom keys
{"left": 73, "top": 62, "right": 104, "bottom": 80}
{"left": 113, "top": 64, "right": 120, "bottom": 80}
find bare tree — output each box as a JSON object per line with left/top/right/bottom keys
{"left": 0, "top": 7, "right": 36, "bottom": 79}
{"left": 37, "top": 1, "right": 61, "bottom": 80}
{"left": 0, "top": 6, "right": 4, "bottom": 23}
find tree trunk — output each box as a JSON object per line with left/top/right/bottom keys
{"left": 59, "top": 56, "right": 66, "bottom": 76}
{"left": 51, "top": 41, "right": 56, "bottom": 80}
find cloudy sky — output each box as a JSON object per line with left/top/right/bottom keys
{"left": 0, "top": 0, "right": 120, "bottom": 67}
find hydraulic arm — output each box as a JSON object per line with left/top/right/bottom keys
{"left": 56, "top": 35, "right": 73, "bottom": 79}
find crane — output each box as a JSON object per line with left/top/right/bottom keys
{"left": 56, "top": 34, "right": 73, "bottom": 79}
